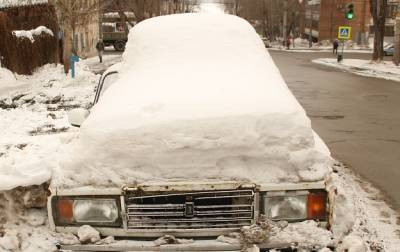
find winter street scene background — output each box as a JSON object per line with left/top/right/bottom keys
{"left": 1, "top": 0, "right": 400, "bottom": 251}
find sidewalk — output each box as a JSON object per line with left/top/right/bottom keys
{"left": 269, "top": 47, "right": 372, "bottom": 54}
{"left": 312, "top": 58, "right": 400, "bottom": 82}
{"left": 268, "top": 38, "right": 372, "bottom": 54}
{"left": 84, "top": 53, "right": 122, "bottom": 74}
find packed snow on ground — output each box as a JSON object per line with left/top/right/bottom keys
{"left": 0, "top": 62, "right": 98, "bottom": 191}
{"left": 54, "top": 14, "right": 332, "bottom": 189}
{"left": 313, "top": 58, "right": 400, "bottom": 82}
{"left": 0, "top": 59, "right": 99, "bottom": 251}
{"left": 0, "top": 66, "right": 17, "bottom": 89}
{"left": 12, "top": 26, "right": 53, "bottom": 43}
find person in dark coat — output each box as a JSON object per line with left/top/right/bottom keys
{"left": 96, "top": 39, "right": 105, "bottom": 63}
{"left": 333, "top": 40, "right": 339, "bottom": 55}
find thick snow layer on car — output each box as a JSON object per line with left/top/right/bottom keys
{"left": 55, "top": 14, "right": 332, "bottom": 188}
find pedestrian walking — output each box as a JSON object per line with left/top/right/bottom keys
{"left": 333, "top": 40, "right": 339, "bottom": 55}
{"left": 286, "top": 37, "right": 291, "bottom": 50}
{"left": 96, "top": 39, "right": 105, "bottom": 63}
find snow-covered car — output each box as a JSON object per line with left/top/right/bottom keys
{"left": 49, "top": 14, "right": 333, "bottom": 251}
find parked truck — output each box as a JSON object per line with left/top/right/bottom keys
{"left": 101, "top": 12, "right": 135, "bottom": 51}
{"left": 102, "top": 31, "right": 127, "bottom": 51}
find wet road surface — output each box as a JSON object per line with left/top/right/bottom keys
{"left": 270, "top": 50, "right": 400, "bottom": 210}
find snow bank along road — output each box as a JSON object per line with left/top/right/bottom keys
{"left": 313, "top": 58, "right": 400, "bottom": 82}
{"left": 270, "top": 50, "right": 400, "bottom": 211}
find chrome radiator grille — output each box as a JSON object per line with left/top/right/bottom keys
{"left": 125, "top": 190, "right": 254, "bottom": 229}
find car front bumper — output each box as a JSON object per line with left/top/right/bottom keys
{"left": 59, "top": 239, "right": 294, "bottom": 251}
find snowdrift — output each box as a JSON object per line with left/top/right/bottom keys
{"left": 55, "top": 14, "right": 332, "bottom": 188}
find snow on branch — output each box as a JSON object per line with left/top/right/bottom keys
{"left": 12, "top": 26, "right": 54, "bottom": 43}
{"left": 0, "top": 0, "right": 48, "bottom": 9}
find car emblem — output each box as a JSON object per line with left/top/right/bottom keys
{"left": 185, "top": 202, "right": 194, "bottom": 217}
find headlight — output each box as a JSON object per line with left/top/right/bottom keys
{"left": 263, "top": 190, "right": 327, "bottom": 221}
{"left": 73, "top": 199, "right": 118, "bottom": 223}
{"left": 54, "top": 197, "right": 121, "bottom": 226}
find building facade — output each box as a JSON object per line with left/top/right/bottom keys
{"left": 302, "top": 0, "right": 371, "bottom": 44}
{"left": 302, "top": 0, "right": 400, "bottom": 44}
{"left": 378, "top": 0, "right": 400, "bottom": 43}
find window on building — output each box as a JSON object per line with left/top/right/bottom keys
{"left": 386, "top": 25, "right": 395, "bottom": 36}
{"left": 386, "top": 4, "right": 398, "bottom": 18}
{"left": 369, "top": 25, "right": 395, "bottom": 36}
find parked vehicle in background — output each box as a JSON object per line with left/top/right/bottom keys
{"left": 52, "top": 14, "right": 333, "bottom": 251}
{"left": 261, "top": 36, "right": 271, "bottom": 48}
{"left": 384, "top": 44, "right": 394, "bottom": 56}
{"left": 101, "top": 12, "right": 135, "bottom": 51}
{"left": 102, "top": 31, "right": 127, "bottom": 51}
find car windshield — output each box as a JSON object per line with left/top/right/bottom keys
{"left": 100, "top": 72, "right": 119, "bottom": 97}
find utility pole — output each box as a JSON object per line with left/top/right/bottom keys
{"left": 309, "top": 4, "right": 313, "bottom": 48}
{"left": 394, "top": 13, "right": 400, "bottom": 65}
{"left": 235, "top": 0, "right": 239, "bottom": 16}
{"left": 270, "top": 0, "right": 274, "bottom": 40}
{"left": 98, "top": 0, "right": 102, "bottom": 40}
{"left": 283, "top": 0, "right": 288, "bottom": 48}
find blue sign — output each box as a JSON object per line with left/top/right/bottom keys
{"left": 338, "top": 26, "right": 352, "bottom": 39}
{"left": 69, "top": 54, "right": 80, "bottom": 78}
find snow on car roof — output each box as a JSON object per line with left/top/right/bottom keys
{"left": 55, "top": 14, "right": 332, "bottom": 188}
{"left": 92, "top": 13, "right": 303, "bottom": 127}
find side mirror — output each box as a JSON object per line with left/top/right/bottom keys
{"left": 68, "top": 108, "right": 89, "bottom": 127}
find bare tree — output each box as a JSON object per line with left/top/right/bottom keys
{"left": 370, "top": 0, "right": 387, "bottom": 62}
{"left": 50, "top": 0, "right": 100, "bottom": 72}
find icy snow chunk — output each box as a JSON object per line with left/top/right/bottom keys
{"left": 268, "top": 221, "right": 333, "bottom": 249}
{"left": 77, "top": 225, "right": 100, "bottom": 243}
{"left": 217, "top": 233, "right": 241, "bottom": 245}
{"left": 153, "top": 235, "right": 193, "bottom": 246}
{"left": 0, "top": 233, "right": 19, "bottom": 251}
{"left": 95, "top": 236, "right": 115, "bottom": 245}
{"left": 20, "top": 209, "right": 47, "bottom": 226}
{"left": 56, "top": 233, "right": 80, "bottom": 245}
{"left": 338, "top": 234, "right": 366, "bottom": 252}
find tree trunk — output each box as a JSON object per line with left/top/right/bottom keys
{"left": 370, "top": 0, "right": 387, "bottom": 62}
{"left": 262, "top": 0, "right": 268, "bottom": 38}
{"left": 394, "top": 16, "right": 400, "bottom": 65}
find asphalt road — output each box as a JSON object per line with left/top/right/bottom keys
{"left": 269, "top": 50, "right": 400, "bottom": 210}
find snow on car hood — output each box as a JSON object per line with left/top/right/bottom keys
{"left": 54, "top": 14, "right": 332, "bottom": 188}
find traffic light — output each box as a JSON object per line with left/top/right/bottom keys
{"left": 345, "top": 3, "right": 354, "bottom": 20}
